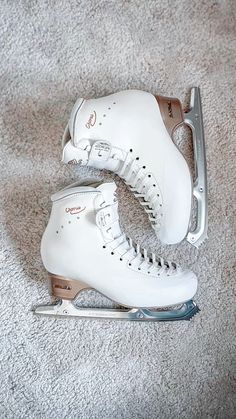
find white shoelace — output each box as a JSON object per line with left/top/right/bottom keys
{"left": 112, "top": 235, "right": 177, "bottom": 276}
{"left": 116, "top": 152, "right": 163, "bottom": 229}
{"left": 71, "top": 142, "right": 163, "bottom": 231}
{"left": 97, "top": 201, "right": 177, "bottom": 277}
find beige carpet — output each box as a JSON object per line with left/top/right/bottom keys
{"left": 0, "top": 1, "right": 235, "bottom": 418}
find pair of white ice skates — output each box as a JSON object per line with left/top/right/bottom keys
{"left": 35, "top": 87, "right": 207, "bottom": 322}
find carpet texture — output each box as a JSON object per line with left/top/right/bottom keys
{"left": 0, "top": 1, "right": 235, "bottom": 418}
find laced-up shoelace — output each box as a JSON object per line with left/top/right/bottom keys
{"left": 98, "top": 201, "right": 178, "bottom": 277}
{"left": 116, "top": 151, "right": 163, "bottom": 229}
{"left": 112, "top": 235, "right": 177, "bottom": 276}
{"left": 74, "top": 142, "right": 162, "bottom": 230}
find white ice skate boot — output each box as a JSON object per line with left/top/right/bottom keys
{"left": 35, "top": 179, "right": 199, "bottom": 321}
{"left": 62, "top": 87, "right": 207, "bottom": 247}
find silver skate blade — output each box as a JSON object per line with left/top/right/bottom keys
{"left": 34, "top": 299, "right": 199, "bottom": 322}
{"left": 184, "top": 87, "right": 208, "bottom": 248}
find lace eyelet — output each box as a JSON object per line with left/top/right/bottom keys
{"left": 128, "top": 263, "right": 132, "bottom": 266}
{"left": 111, "top": 252, "right": 114, "bottom": 255}
{"left": 148, "top": 271, "right": 150, "bottom": 274}
{"left": 103, "top": 245, "right": 106, "bottom": 249}
{"left": 130, "top": 149, "right": 133, "bottom": 152}
{"left": 142, "top": 166, "right": 146, "bottom": 169}
{"left": 138, "top": 267, "right": 141, "bottom": 271}
{"left": 148, "top": 174, "right": 151, "bottom": 178}
{"left": 136, "top": 157, "right": 139, "bottom": 160}
{"left": 120, "top": 258, "right": 123, "bottom": 261}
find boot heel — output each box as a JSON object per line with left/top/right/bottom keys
{"left": 49, "top": 273, "right": 91, "bottom": 300}
{"left": 156, "top": 95, "right": 184, "bottom": 137}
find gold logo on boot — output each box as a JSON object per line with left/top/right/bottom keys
{"left": 65, "top": 206, "right": 86, "bottom": 215}
{"left": 85, "top": 111, "right": 97, "bottom": 129}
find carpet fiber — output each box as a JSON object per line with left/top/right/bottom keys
{"left": 0, "top": 1, "right": 235, "bottom": 418}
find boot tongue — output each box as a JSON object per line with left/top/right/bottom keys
{"left": 95, "top": 182, "right": 122, "bottom": 240}
{"left": 62, "top": 139, "right": 90, "bottom": 165}
{"left": 96, "top": 181, "right": 117, "bottom": 206}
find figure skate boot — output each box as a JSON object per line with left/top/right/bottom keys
{"left": 62, "top": 87, "right": 207, "bottom": 247}
{"left": 35, "top": 179, "right": 199, "bottom": 321}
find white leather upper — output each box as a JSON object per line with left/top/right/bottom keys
{"left": 62, "top": 90, "right": 192, "bottom": 244}
{"left": 41, "top": 180, "right": 197, "bottom": 308}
